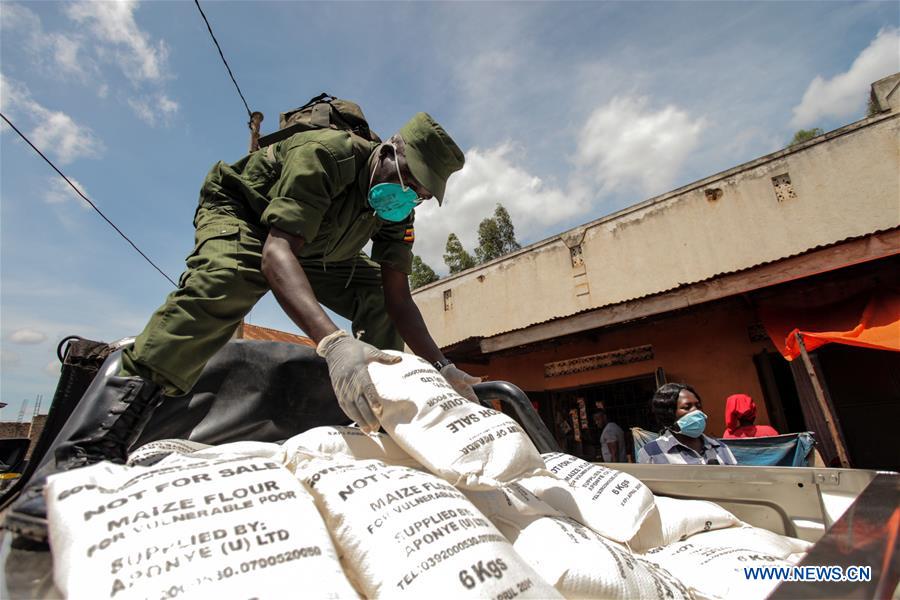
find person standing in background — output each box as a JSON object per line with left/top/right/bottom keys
{"left": 723, "top": 394, "right": 779, "bottom": 438}
{"left": 592, "top": 402, "right": 627, "bottom": 462}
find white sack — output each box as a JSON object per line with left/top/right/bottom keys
{"left": 465, "top": 486, "right": 691, "bottom": 599}
{"left": 642, "top": 541, "right": 793, "bottom": 600}
{"left": 187, "top": 441, "right": 285, "bottom": 461}
{"left": 628, "top": 495, "right": 741, "bottom": 552}
{"left": 294, "top": 455, "right": 562, "bottom": 599}
{"left": 282, "top": 425, "right": 420, "bottom": 468}
{"left": 46, "top": 453, "right": 358, "bottom": 600}
{"left": 127, "top": 439, "right": 212, "bottom": 466}
{"left": 518, "top": 453, "right": 655, "bottom": 542}
{"left": 368, "top": 352, "right": 548, "bottom": 489}
{"left": 463, "top": 483, "right": 562, "bottom": 534}
{"left": 514, "top": 516, "right": 693, "bottom": 600}
{"left": 686, "top": 524, "right": 813, "bottom": 560}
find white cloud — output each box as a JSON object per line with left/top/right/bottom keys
{"left": 66, "top": 0, "right": 169, "bottom": 83}
{"left": 414, "top": 144, "right": 582, "bottom": 274}
{"left": 0, "top": 3, "right": 41, "bottom": 32}
{"left": 791, "top": 28, "right": 900, "bottom": 128}
{"left": 575, "top": 96, "right": 705, "bottom": 196}
{"left": 44, "top": 177, "right": 92, "bottom": 210}
{"left": 30, "top": 109, "right": 104, "bottom": 165}
{"left": 0, "top": 3, "right": 96, "bottom": 81}
{"left": 128, "top": 93, "right": 179, "bottom": 126}
{"left": 50, "top": 33, "right": 90, "bottom": 78}
{"left": 1, "top": 73, "right": 105, "bottom": 164}
{"left": 44, "top": 360, "right": 62, "bottom": 378}
{"left": 1, "top": 2, "right": 177, "bottom": 122}
{"left": 8, "top": 329, "right": 48, "bottom": 345}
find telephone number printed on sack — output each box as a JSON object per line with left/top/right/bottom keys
{"left": 215, "top": 546, "right": 324, "bottom": 580}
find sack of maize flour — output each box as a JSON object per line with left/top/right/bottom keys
{"left": 282, "top": 425, "right": 421, "bottom": 469}
{"left": 294, "top": 454, "right": 561, "bottom": 599}
{"left": 642, "top": 541, "right": 793, "bottom": 600}
{"left": 128, "top": 440, "right": 284, "bottom": 467}
{"left": 128, "top": 439, "right": 212, "bottom": 466}
{"left": 463, "top": 483, "right": 562, "bottom": 537}
{"left": 514, "top": 516, "right": 693, "bottom": 599}
{"left": 628, "top": 495, "right": 741, "bottom": 552}
{"left": 464, "top": 486, "right": 691, "bottom": 599}
{"left": 686, "top": 524, "right": 813, "bottom": 560}
{"left": 46, "top": 452, "right": 358, "bottom": 600}
{"left": 518, "top": 453, "right": 655, "bottom": 542}
{"left": 368, "top": 352, "right": 549, "bottom": 489}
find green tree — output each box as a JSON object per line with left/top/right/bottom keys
{"left": 443, "top": 233, "right": 476, "bottom": 274}
{"left": 493, "top": 203, "right": 521, "bottom": 255}
{"left": 475, "top": 203, "right": 521, "bottom": 263}
{"left": 409, "top": 255, "right": 439, "bottom": 289}
{"left": 475, "top": 217, "right": 503, "bottom": 263}
{"left": 789, "top": 128, "right": 824, "bottom": 146}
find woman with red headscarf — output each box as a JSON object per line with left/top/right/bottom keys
{"left": 723, "top": 394, "right": 780, "bottom": 438}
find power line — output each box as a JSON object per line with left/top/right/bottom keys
{"left": 0, "top": 111, "right": 178, "bottom": 288}
{"left": 193, "top": 0, "right": 253, "bottom": 120}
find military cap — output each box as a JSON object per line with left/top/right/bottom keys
{"left": 398, "top": 113, "right": 465, "bottom": 205}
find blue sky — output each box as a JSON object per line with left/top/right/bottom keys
{"left": 1, "top": 1, "right": 898, "bottom": 420}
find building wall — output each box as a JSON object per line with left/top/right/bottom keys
{"left": 0, "top": 414, "right": 48, "bottom": 460}
{"left": 413, "top": 113, "right": 900, "bottom": 348}
{"left": 457, "top": 298, "right": 776, "bottom": 438}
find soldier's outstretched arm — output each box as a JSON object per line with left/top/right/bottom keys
{"left": 261, "top": 226, "right": 338, "bottom": 343}
{"left": 262, "top": 227, "right": 399, "bottom": 431}
{"left": 381, "top": 264, "right": 443, "bottom": 363}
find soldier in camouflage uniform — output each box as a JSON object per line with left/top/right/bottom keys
{"left": 7, "top": 112, "right": 480, "bottom": 541}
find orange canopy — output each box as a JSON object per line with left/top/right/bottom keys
{"left": 761, "top": 288, "right": 900, "bottom": 361}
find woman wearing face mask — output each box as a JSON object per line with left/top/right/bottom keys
{"left": 637, "top": 383, "right": 737, "bottom": 465}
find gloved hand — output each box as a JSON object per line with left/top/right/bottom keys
{"left": 317, "top": 330, "right": 401, "bottom": 432}
{"left": 440, "top": 363, "right": 482, "bottom": 403}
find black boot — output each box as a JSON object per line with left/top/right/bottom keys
{"left": 4, "top": 372, "right": 164, "bottom": 543}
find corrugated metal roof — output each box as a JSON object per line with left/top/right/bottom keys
{"left": 242, "top": 323, "right": 316, "bottom": 347}
{"left": 477, "top": 226, "right": 900, "bottom": 342}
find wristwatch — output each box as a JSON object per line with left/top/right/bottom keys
{"left": 432, "top": 357, "right": 453, "bottom": 371}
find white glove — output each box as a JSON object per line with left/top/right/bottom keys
{"left": 316, "top": 330, "right": 401, "bottom": 432}
{"left": 440, "top": 363, "right": 482, "bottom": 403}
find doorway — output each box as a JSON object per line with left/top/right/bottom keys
{"left": 548, "top": 374, "right": 658, "bottom": 462}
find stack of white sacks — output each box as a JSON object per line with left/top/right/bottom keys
{"left": 44, "top": 352, "right": 811, "bottom": 599}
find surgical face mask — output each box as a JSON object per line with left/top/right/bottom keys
{"left": 368, "top": 144, "right": 423, "bottom": 222}
{"left": 675, "top": 410, "right": 707, "bottom": 438}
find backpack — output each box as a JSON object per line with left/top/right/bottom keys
{"left": 257, "top": 93, "right": 381, "bottom": 148}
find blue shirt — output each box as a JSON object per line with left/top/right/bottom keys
{"left": 637, "top": 431, "right": 737, "bottom": 465}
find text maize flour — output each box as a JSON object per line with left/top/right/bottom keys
{"left": 628, "top": 496, "right": 741, "bottom": 553}
{"left": 282, "top": 425, "right": 422, "bottom": 469}
{"left": 464, "top": 486, "right": 690, "bottom": 599}
{"left": 518, "top": 453, "right": 655, "bottom": 542}
{"left": 367, "top": 352, "right": 548, "bottom": 489}
{"left": 293, "top": 454, "right": 562, "bottom": 599}
{"left": 46, "top": 453, "right": 358, "bottom": 600}
{"left": 642, "top": 541, "right": 794, "bottom": 600}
